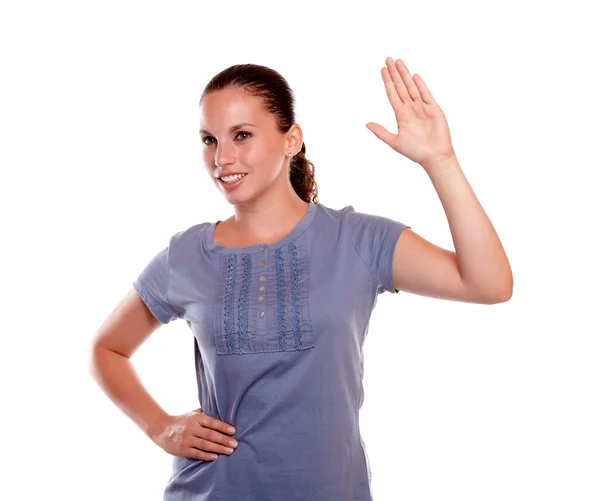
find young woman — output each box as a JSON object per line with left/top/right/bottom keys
{"left": 89, "top": 57, "right": 513, "bottom": 500}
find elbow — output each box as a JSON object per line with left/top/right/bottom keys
{"left": 86, "top": 343, "right": 111, "bottom": 379}
{"left": 86, "top": 343, "right": 101, "bottom": 378}
{"left": 485, "top": 280, "right": 513, "bottom": 304}
{"left": 494, "top": 288, "right": 513, "bottom": 303}
{"left": 478, "top": 289, "right": 512, "bottom": 305}
{"left": 486, "top": 269, "right": 514, "bottom": 304}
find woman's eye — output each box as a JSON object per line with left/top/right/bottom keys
{"left": 202, "top": 131, "right": 251, "bottom": 145}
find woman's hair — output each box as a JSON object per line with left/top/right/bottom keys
{"left": 200, "top": 64, "right": 319, "bottom": 205}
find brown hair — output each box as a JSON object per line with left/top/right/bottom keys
{"left": 199, "top": 64, "right": 319, "bottom": 205}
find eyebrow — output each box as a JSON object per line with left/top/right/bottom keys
{"left": 199, "top": 122, "right": 256, "bottom": 135}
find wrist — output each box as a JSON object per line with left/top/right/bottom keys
{"left": 420, "top": 151, "right": 459, "bottom": 176}
{"left": 145, "top": 411, "right": 172, "bottom": 441}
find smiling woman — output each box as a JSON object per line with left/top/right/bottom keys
{"left": 90, "top": 59, "right": 511, "bottom": 501}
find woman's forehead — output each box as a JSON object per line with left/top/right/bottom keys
{"left": 201, "top": 89, "right": 260, "bottom": 113}
{"left": 200, "top": 91, "right": 270, "bottom": 133}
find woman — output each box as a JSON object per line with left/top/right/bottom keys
{"left": 89, "top": 57, "right": 513, "bottom": 500}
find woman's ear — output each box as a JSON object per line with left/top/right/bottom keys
{"left": 286, "top": 123, "right": 303, "bottom": 154}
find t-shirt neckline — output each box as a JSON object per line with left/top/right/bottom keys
{"left": 205, "top": 202, "right": 318, "bottom": 255}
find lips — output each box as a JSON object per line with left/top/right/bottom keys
{"left": 218, "top": 173, "right": 248, "bottom": 191}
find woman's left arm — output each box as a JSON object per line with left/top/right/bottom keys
{"left": 408, "top": 154, "right": 513, "bottom": 303}
{"left": 366, "top": 57, "right": 513, "bottom": 304}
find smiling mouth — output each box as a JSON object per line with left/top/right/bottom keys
{"left": 218, "top": 173, "right": 248, "bottom": 190}
{"left": 219, "top": 173, "right": 248, "bottom": 183}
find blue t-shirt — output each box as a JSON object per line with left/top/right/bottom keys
{"left": 133, "top": 201, "right": 410, "bottom": 501}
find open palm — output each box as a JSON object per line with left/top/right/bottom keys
{"left": 366, "top": 57, "right": 455, "bottom": 168}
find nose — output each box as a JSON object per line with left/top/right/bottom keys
{"left": 215, "top": 142, "right": 235, "bottom": 167}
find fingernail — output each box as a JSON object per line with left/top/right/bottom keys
{"left": 229, "top": 440, "right": 238, "bottom": 448}
{"left": 228, "top": 427, "right": 235, "bottom": 433}
{"left": 224, "top": 447, "right": 234, "bottom": 454}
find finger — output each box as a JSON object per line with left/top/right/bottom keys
{"left": 195, "top": 426, "right": 238, "bottom": 449}
{"left": 413, "top": 74, "right": 437, "bottom": 106}
{"left": 394, "top": 59, "right": 421, "bottom": 102}
{"left": 190, "top": 435, "right": 236, "bottom": 455}
{"left": 196, "top": 412, "right": 236, "bottom": 435}
{"left": 365, "top": 122, "right": 396, "bottom": 146}
{"left": 185, "top": 446, "right": 219, "bottom": 461}
{"left": 385, "top": 56, "right": 410, "bottom": 103}
{"left": 381, "top": 67, "right": 403, "bottom": 113}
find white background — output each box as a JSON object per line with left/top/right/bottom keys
{"left": 2, "top": 0, "right": 599, "bottom": 500}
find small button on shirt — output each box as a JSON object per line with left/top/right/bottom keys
{"left": 133, "top": 202, "right": 410, "bottom": 501}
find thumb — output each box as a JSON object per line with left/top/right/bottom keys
{"left": 194, "top": 407, "right": 204, "bottom": 414}
{"left": 365, "top": 122, "right": 395, "bottom": 147}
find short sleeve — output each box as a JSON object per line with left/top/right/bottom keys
{"left": 346, "top": 206, "right": 411, "bottom": 294}
{"left": 132, "top": 239, "right": 178, "bottom": 324}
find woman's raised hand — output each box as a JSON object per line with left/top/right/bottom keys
{"left": 150, "top": 408, "right": 238, "bottom": 461}
{"left": 366, "top": 57, "right": 456, "bottom": 170}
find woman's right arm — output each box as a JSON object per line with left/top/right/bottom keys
{"left": 87, "top": 287, "right": 171, "bottom": 441}
{"left": 88, "top": 287, "right": 239, "bottom": 460}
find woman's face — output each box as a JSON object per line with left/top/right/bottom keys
{"left": 199, "top": 88, "right": 298, "bottom": 203}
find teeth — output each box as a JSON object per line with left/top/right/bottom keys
{"left": 221, "top": 173, "right": 246, "bottom": 183}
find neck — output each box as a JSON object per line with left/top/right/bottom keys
{"left": 226, "top": 186, "right": 309, "bottom": 241}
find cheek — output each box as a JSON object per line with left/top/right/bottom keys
{"left": 239, "top": 146, "right": 262, "bottom": 165}
{"left": 201, "top": 151, "right": 212, "bottom": 167}
{"left": 202, "top": 160, "right": 215, "bottom": 177}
